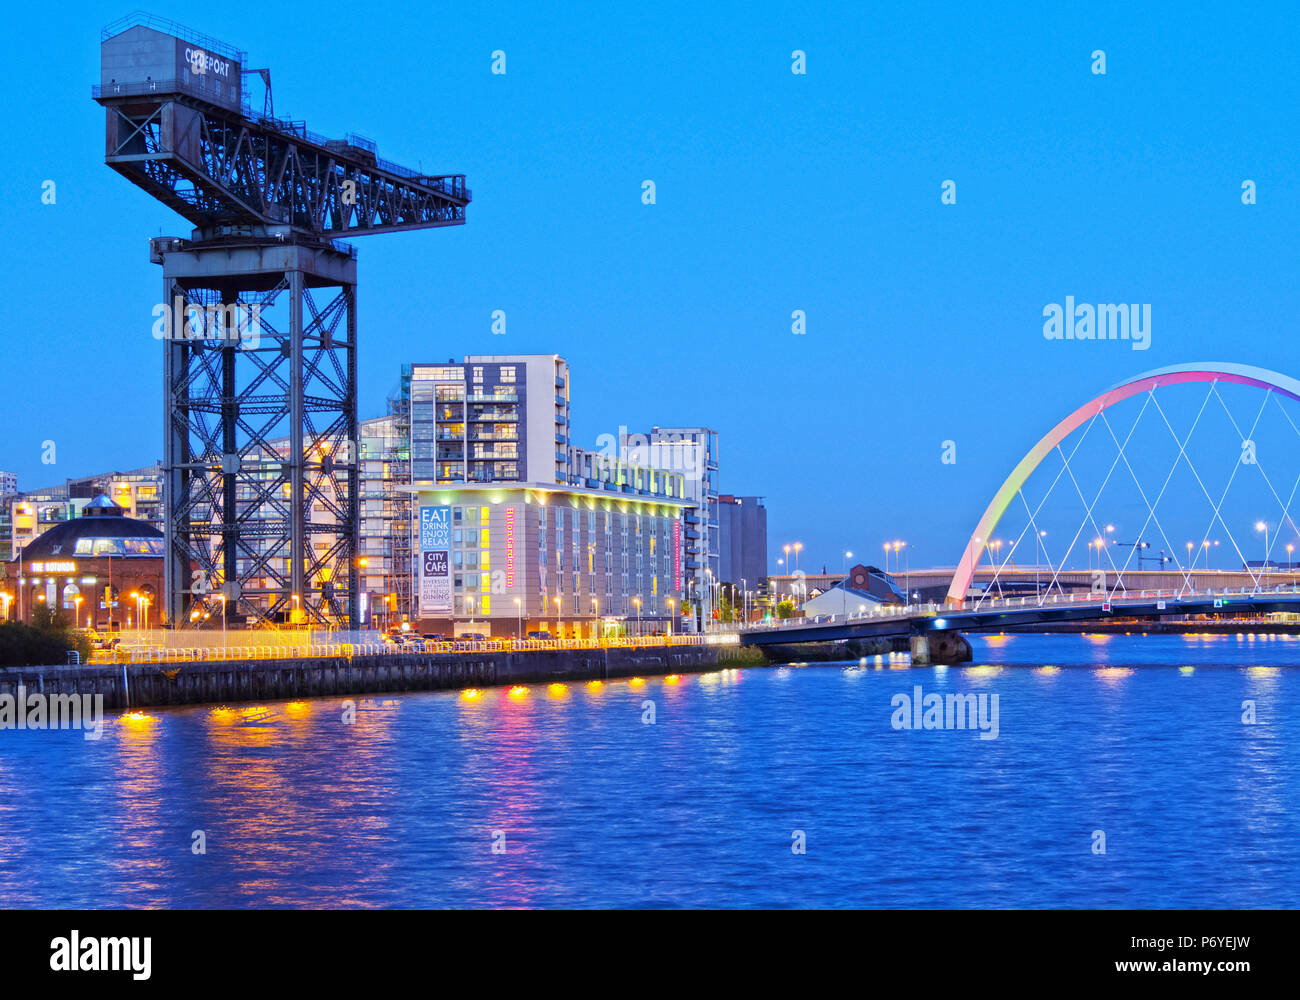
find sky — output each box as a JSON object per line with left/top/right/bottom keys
{"left": 2, "top": 0, "right": 1297, "bottom": 577}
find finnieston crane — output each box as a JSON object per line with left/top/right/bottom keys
{"left": 93, "top": 12, "right": 469, "bottom": 631}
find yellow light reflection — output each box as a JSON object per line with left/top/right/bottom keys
{"left": 1034, "top": 665, "right": 1060, "bottom": 676}
{"left": 1179, "top": 666, "right": 1195, "bottom": 675}
{"left": 461, "top": 688, "right": 482, "bottom": 700}
{"left": 664, "top": 675, "right": 681, "bottom": 685}
{"left": 628, "top": 677, "right": 646, "bottom": 688}
{"left": 585, "top": 680, "right": 604, "bottom": 692}
{"left": 1094, "top": 667, "right": 1135, "bottom": 681}
{"left": 547, "top": 683, "right": 569, "bottom": 698}
{"left": 508, "top": 685, "right": 529, "bottom": 698}
{"left": 119, "top": 710, "right": 155, "bottom": 727}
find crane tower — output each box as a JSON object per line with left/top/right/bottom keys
{"left": 93, "top": 13, "right": 469, "bottom": 630}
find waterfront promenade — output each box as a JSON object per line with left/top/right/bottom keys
{"left": 0, "top": 634, "right": 757, "bottom": 710}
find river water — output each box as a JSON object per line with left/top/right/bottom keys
{"left": 2, "top": 633, "right": 1298, "bottom": 908}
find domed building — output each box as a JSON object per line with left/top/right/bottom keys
{"left": 5, "top": 495, "right": 164, "bottom": 630}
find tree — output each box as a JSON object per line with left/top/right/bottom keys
{"left": 776, "top": 600, "right": 795, "bottom": 620}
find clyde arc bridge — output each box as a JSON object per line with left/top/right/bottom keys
{"left": 742, "top": 362, "right": 1300, "bottom": 658}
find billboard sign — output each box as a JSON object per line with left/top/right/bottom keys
{"left": 418, "top": 505, "right": 451, "bottom": 615}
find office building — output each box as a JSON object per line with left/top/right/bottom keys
{"left": 718, "top": 494, "right": 768, "bottom": 591}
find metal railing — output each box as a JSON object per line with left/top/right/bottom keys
{"left": 84, "top": 632, "right": 738, "bottom": 666}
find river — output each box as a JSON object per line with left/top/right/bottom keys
{"left": 2, "top": 633, "right": 1298, "bottom": 908}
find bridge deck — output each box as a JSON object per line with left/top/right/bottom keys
{"left": 738, "top": 587, "right": 1300, "bottom": 646}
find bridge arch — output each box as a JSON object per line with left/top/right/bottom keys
{"left": 945, "top": 363, "right": 1300, "bottom": 605}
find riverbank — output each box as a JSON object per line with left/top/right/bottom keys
{"left": 0, "top": 643, "right": 770, "bottom": 710}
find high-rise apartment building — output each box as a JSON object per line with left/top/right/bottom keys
{"left": 620, "top": 426, "right": 720, "bottom": 624}
{"left": 408, "top": 355, "right": 570, "bottom": 485}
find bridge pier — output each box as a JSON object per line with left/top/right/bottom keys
{"left": 913, "top": 630, "right": 972, "bottom": 665}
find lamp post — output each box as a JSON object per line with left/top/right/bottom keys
{"left": 1288, "top": 543, "right": 1295, "bottom": 573}
{"left": 841, "top": 551, "right": 852, "bottom": 617}
{"left": 514, "top": 597, "right": 522, "bottom": 639}
{"left": 129, "top": 591, "right": 140, "bottom": 643}
{"left": 75, "top": 595, "right": 84, "bottom": 629}
{"left": 633, "top": 596, "right": 641, "bottom": 637}
{"left": 219, "top": 593, "right": 227, "bottom": 648}
{"left": 1036, "top": 530, "right": 1047, "bottom": 597}
{"left": 1256, "top": 521, "right": 1269, "bottom": 583}
{"left": 666, "top": 597, "right": 674, "bottom": 636}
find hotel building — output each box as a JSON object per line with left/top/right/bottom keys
{"left": 402, "top": 355, "right": 689, "bottom": 636}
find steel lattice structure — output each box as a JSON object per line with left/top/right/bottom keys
{"left": 94, "top": 16, "right": 469, "bottom": 629}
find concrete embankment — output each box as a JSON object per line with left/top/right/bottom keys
{"left": 0, "top": 644, "right": 768, "bottom": 710}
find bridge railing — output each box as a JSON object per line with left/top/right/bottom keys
{"left": 735, "top": 583, "right": 1300, "bottom": 634}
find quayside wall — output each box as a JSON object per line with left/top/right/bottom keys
{"left": 0, "top": 645, "right": 765, "bottom": 710}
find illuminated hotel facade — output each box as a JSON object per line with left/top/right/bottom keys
{"left": 407, "top": 482, "right": 690, "bottom": 637}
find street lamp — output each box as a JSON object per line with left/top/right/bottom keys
{"left": 841, "top": 550, "right": 853, "bottom": 616}
{"left": 666, "top": 597, "right": 674, "bottom": 635}
{"left": 219, "top": 592, "right": 228, "bottom": 648}
{"left": 633, "top": 596, "right": 641, "bottom": 636}
{"left": 129, "top": 591, "right": 140, "bottom": 642}
{"left": 514, "top": 597, "right": 522, "bottom": 639}
{"left": 553, "top": 595, "right": 561, "bottom": 638}
{"left": 1256, "top": 521, "right": 1269, "bottom": 582}
{"left": 1036, "top": 530, "right": 1047, "bottom": 596}
{"left": 1288, "top": 543, "right": 1295, "bottom": 572}
{"left": 793, "top": 542, "right": 802, "bottom": 574}
{"left": 74, "top": 595, "right": 84, "bottom": 629}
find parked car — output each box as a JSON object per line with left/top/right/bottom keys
{"left": 526, "top": 630, "right": 553, "bottom": 640}
{"left": 457, "top": 632, "right": 487, "bottom": 642}
{"left": 422, "top": 633, "right": 445, "bottom": 641}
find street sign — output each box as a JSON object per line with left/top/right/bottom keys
{"left": 1102, "top": 602, "right": 1112, "bottom": 612}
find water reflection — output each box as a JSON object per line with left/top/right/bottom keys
{"left": 2, "top": 633, "right": 1299, "bottom": 908}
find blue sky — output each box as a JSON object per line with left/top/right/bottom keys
{"left": 2, "top": 1, "right": 1296, "bottom": 575}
